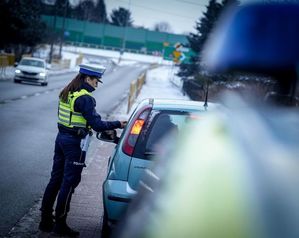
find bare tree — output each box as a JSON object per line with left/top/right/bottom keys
{"left": 153, "top": 21, "right": 173, "bottom": 33}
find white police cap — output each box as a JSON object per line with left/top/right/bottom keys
{"left": 79, "top": 64, "right": 106, "bottom": 83}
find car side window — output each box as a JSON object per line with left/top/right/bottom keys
{"left": 133, "top": 110, "right": 189, "bottom": 160}
{"left": 145, "top": 114, "right": 178, "bottom": 154}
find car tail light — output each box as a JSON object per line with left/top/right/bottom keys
{"left": 122, "top": 106, "right": 151, "bottom": 156}
{"left": 131, "top": 120, "right": 145, "bottom": 135}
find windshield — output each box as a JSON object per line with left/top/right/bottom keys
{"left": 19, "top": 59, "right": 44, "bottom": 68}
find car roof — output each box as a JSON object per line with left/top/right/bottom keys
{"left": 140, "top": 98, "right": 218, "bottom": 111}
{"left": 21, "top": 57, "right": 45, "bottom": 62}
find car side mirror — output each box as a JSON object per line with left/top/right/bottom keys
{"left": 96, "top": 130, "right": 119, "bottom": 144}
{"left": 14, "top": 62, "right": 18, "bottom": 67}
{"left": 46, "top": 64, "right": 52, "bottom": 70}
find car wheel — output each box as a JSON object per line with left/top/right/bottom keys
{"left": 14, "top": 79, "right": 21, "bottom": 84}
{"left": 101, "top": 210, "right": 111, "bottom": 238}
{"left": 41, "top": 82, "right": 48, "bottom": 86}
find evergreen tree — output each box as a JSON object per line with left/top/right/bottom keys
{"left": 67, "top": 5, "right": 78, "bottom": 19}
{"left": 110, "top": 7, "right": 133, "bottom": 27}
{"left": 92, "top": 0, "right": 108, "bottom": 23}
{"left": 189, "top": 0, "right": 222, "bottom": 64}
{"left": 40, "top": 0, "right": 55, "bottom": 16}
{"left": 178, "top": 0, "right": 239, "bottom": 100}
{"left": 0, "top": 0, "right": 47, "bottom": 59}
{"left": 53, "top": 0, "right": 66, "bottom": 17}
{"left": 73, "top": 0, "right": 95, "bottom": 21}
{"left": 41, "top": 0, "right": 109, "bottom": 24}
{"left": 179, "top": 0, "right": 239, "bottom": 78}
{"left": 0, "top": 1, "right": 11, "bottom": 48}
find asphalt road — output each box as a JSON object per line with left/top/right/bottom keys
{"left": 0, "top": 63, "right": 148, "bottom": 236}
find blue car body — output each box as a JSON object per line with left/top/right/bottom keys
{"left": 102, "top": 98, "right": 217, "bottom": 231}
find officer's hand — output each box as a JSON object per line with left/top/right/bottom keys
{"left": 120, "top": 121, "right": 128, "bottom": 128}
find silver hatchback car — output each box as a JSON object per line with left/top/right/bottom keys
{"left": 14, "top": 57, "right": 49, "bottom": 86}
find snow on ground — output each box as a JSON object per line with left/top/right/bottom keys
{"left": 137, "top": 66, "right": 187, "bottom": 101}
{"left": 61, "top": 51, "right": 81, "bottom": 68}
{"left": 1, "top": 45, "right": 174, "bottom": 80}
{"left": 114, "top": 65, "right": 190, "bottom": 120}
{"left": 64, "top": 45, "right": 172, "bottom": 65}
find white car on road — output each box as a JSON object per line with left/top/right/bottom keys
{"left": 14, "top": 57, "right": 49, "bottom": 86}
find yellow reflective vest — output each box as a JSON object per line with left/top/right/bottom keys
{"left": 58, "top": 89, "right": 92, "bottom": 128}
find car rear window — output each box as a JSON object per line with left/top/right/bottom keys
{"left": 133, "top": 110, "right": 192, "bottom": 160}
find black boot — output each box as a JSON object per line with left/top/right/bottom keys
{"left": 39, "top": 214, "right": 55, "bottom": 232}
{"left": 52, "top": 218, "right": 79, "bottom": 237}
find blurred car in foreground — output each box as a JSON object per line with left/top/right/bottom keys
{"left": 98, "top": 98, "right": 218, "bottom": 236}
{"left": 116, "top": 96, "right": 299, "bottom": 238}
{"left": 114, "top": 2, "right": 299, "bottom": 238}
{"left": 14, "top": 57, "right": 49, "bottom": 86}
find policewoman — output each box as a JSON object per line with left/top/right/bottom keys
{"left": 39, "top": 64, "right": 127, "bottom": 237}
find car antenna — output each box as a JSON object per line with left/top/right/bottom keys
{"left": 203, "top": 82, "right": 209, "bottom": 109}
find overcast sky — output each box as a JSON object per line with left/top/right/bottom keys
{"left": 105, "top": 0, "right": 210, "bottom": 34}
{"left": 67, "top": 0, "right": 250, "bottom": 34}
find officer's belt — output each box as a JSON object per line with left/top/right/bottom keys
{"left": 58, "top": 124, "right": 88, "bottom": 138}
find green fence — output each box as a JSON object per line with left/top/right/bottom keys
{"left": 42, "top": 15, "right": 194, "bottom": 62}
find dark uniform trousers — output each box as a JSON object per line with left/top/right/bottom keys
{"left": 41, "top": 132, "right": 86, "bottom": 220}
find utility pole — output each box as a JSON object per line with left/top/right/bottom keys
{"left": 118, "top": 0, "right": 131, "bottom": 63}
{"left": 47, "top": 0, "right": 57, "bottom": 64}
{"left": 49, "top": 14, "right": 57, "bottom": 64}
{"left": 59, "top": 0, "right": 68, "bottom": 59}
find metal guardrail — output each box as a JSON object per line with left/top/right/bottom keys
{"left": 0, "top": 54, "right": 15, "bottom": 66}
{"left": 127, "top": 72, "right": 146, "bottom": 113}
{"left": 76, "top": 54, "right": 83, "bottom": 66}
{"left": 51, "top": 59, "right": 71, "bottom": 70}
{"left": 0, "top": 55, "right": 12, "bottom": 79}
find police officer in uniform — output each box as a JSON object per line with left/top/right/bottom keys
{"left": 39, "top": 64, "right": 127, "bottom": 237}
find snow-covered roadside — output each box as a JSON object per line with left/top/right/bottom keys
{"left": 112, "top": 65, "right": 190, "bottom": 121}
{"left": 1, "top": 45, "right": 177, "bottom": 81}
{"left": 64, "top": 45, "right": 172, "bottom": 65}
